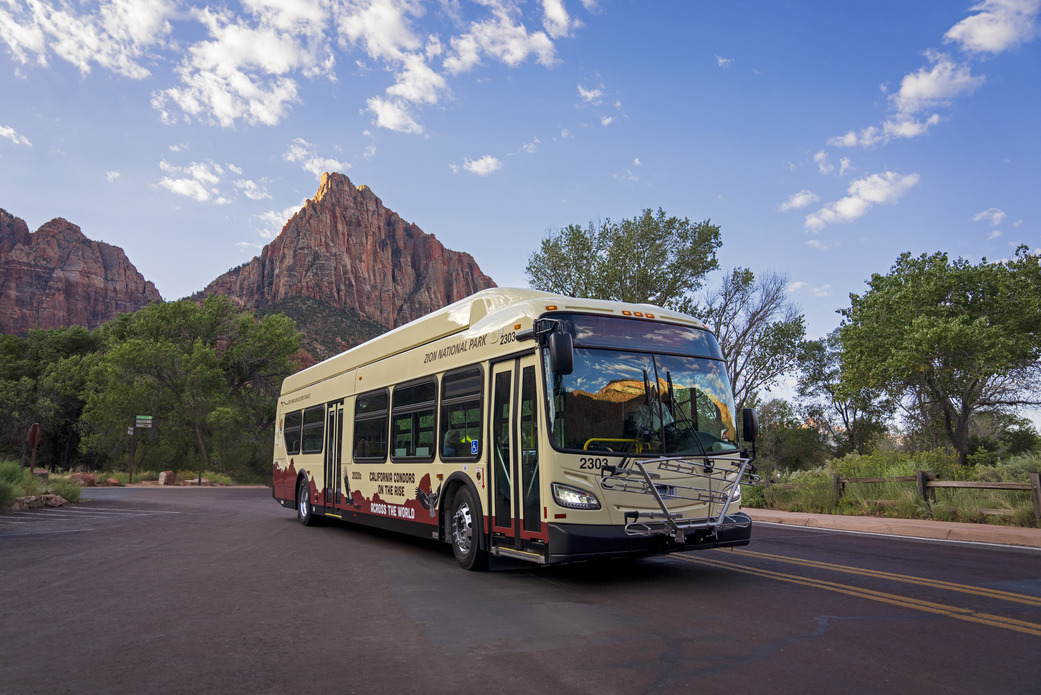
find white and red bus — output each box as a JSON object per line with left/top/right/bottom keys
{"left": 273, "top": 288, "right": 760, "bottom": 570}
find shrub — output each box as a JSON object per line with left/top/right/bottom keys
{"left": 0, "top": 479, "right": 17, "bottom": 511}
{"left": 0, "top": 460, "right": 26, "bottom": 487}
{"left": 47, "top": 477, "right": 81, "bottom": 503}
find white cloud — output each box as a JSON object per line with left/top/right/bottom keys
{"left": 283, "top": 137, "right": 347, "bottom": 178}
{"left": 882, "top": 113, "right": 942, "bottom": 140}
{"left": 105, "top": 170, "right": 120, "bottom": 182}
{"left": 988, "top": 229, "right": 1003, "bottom": 240}
{"left": 600, "top": 115, "right": 614, "bottom": 126}
{"left": 366, "top": 95, "right": 423, "bottom": 134}
{"left": 463, "top": 155, "right": 502, "bottom": 176}
{"left": 805, "top": 171, "right": 920, "bottom": 232}
{"left": 0, "top": 125, "right": 31, "bottom": 146}
{"left": 633, "top": 157, "right": 641, "bottom": 166}
{"left": 944, "top": 0, "right": 1041, "bottom": 55}
{"left": 577, "top": 83, "right": 602, "bottom": 104}
{"left": 151, "top": 4, "right": 331, "bottom": 127}
{"left": 828, "top": 125, "right": 883, "bottom": 148}
{"left": 234, "top": 178, "right": 271, "bottom": 200}
{"left": 715, "top": 55, "right": 733, "bottom": 68}
{"left": 542, "top": 0, "right": 576, "bottom": 39}
{"left": 157, "top": 159, "right": 232, "bottom": 204}
{"left": 779, "top": 189, "right": 819, "bottom": 212}
{"left": 4, "top": 0, "right": 589, "bottom": 134}
{"left": 443, "top": 3, "right": 557, "bottom": 74}
{"left": 973, "top": 207, "right": 1008, "bottom": 225}
{"left": 515, "top": 137, "right": 540, "bottom": 154}
{"left": 814, "top": 150, "right": 833, "bottom": 174}
{"left": 890, "top": 51, "right": 984, "bottom": 117}
{"left": 255, "top": 200, "right": 307, "bottom": 239}
{"left": 0, "top": 0, "right": 175, "bottom": 79}
{"left": 812, "top": 284, "right": 832, "bottom": 297}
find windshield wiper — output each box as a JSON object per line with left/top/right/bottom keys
{"left": 663, "top": 370, "right": 710, "bottom": 458}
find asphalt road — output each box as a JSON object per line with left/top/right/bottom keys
{"left": 1, "top": 487, "right": 1039, "bottom": 695}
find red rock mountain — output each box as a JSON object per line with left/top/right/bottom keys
{"left": 200, "top": 171, "right": 496, "bottom": 329}
{"left": 0, "top": 210, "right": 162, "bottom": 334}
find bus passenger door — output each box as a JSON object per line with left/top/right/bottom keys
{"left": 490, "top": 356, "right": 545, "bottom": 550}
{"left": 324, "top": 402, "right": 343, "bottom": 507}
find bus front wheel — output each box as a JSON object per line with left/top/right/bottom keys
{"left": 450, "top": 486, "right": 488, "bottom": 571}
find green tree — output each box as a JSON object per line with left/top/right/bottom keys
{"left": 525, "top": 208, "right": 721, "bottom": 308}
{"left": 0, "top": 327, "right": 102, "bottom": 469}
{"left": 840, "top": 247, "right": 1041, "bottom": 466}
{"left": 690, "top": 268, "right": 805, "bottom": 414}
{"left": 81, "top": 295, "right": 299, "bottom": 480}
{"left": 797, "top": 330, "right": 892, "bottom": 455}
{"left": 754, "top": 398, "right": 830, "bottom": 473}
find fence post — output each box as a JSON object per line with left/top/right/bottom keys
{"left": 1030, "top": 472, "right": 1041, "bottom": 522}
{"left": 831, "top": 474, "right": 843, "bottom": 505}
{"left": 916, "top": 470, "right": 936, "bottom": 504}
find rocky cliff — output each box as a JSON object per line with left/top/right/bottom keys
{"left": 201, "top": 172, "right": 496, "bottom": 331}
{"left": 0, "top": 210, "right": 162, "bottom": 334}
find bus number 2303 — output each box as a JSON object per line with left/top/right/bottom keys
{"left": 579, "top": 457, "right": 609, "bottom": 470}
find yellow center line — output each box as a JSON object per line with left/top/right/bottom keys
{"left": 677, "top": 554, "right": 1041, "bottom": 638}
{"left": 723, "top": 548, "right": 1041, "bottom": 607}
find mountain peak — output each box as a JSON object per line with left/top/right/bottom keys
{"left": 201, "top": 171, "right": 496, "bottom": 358}
{"left": 0, "top": 211, "right": 161, "bottom": 334}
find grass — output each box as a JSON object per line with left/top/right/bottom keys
{"left": 743, "top": 449, "right": 1041, "bottom": 528}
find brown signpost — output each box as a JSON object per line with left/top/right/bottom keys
{"left": 27, "top": 422, "right": 40, "bottom": 470}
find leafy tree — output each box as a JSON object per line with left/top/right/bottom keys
{"left": 797, "top": 330, "right": 892, "bottom": 455}
{"left": 0, "top": 327, "right": 102, "bottom": 469}
{"left": 840, "top": 247, "right": 1041, "bottom": 466}
{"left": 81, "top": 295, "right": 299, "bottom": 480}
{"left": 525, "top": 208, "right": 721, "bottom": 308}
{"left": 689, "top": 268, "right": 805, "bottom": 414}
{"left": 754, "top": 398, "right": 830, "bottom": 473}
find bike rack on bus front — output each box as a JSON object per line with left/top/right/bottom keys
{"left": 599, "top": 456, "right": 761, "bottom": 544}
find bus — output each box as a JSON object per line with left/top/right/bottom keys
{"left": 272, "top": 288, "right": 760, "bottom": 570}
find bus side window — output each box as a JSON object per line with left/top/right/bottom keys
{"left": 301, "top": 405, "right": 325, "bottom": 454}
{"left": 284, "top": 409, "right": 302, "bottom": 455}
{"left": 354, "top": 390, "right": 389, "bottom": 462}
{"left": 440, "top": 367, "right": 482, "bottom": 460}
{"left": 391, "top": 379, "right": 437, "bottom": 462}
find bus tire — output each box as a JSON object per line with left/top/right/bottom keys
{"left": 450, "top": 486, "right": 488, "bottom": 571}
{"left": 297, "top": 477, "right": 317, "bottom": 527}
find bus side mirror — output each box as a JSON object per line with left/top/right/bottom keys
{"left": 548, "top": 331, "right": 574, "bottom": 375}
{"left": 742, "top": 408, "right": 759, "bottom": 443}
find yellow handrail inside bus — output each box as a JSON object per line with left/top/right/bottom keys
{"left": 583, "top": 438, "right": 643, "bottom": 453}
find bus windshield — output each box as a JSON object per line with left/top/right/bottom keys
{"left": 544, "top": 346, "right": 740, "bottom": 457}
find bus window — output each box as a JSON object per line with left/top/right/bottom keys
{"left": 391, "top": 379, "right": 437, "bottom": 461}
{"left": 354, "top": 390, "right": 389, "bottom": 461}
{"left": 440, "top": 367, "right": 482, "bottom": 460}
{"left": 284, "top": 409, "right": 302, "bottom": 455}
{"left": 301, "top": 405, "right": 325, "bottom": 454}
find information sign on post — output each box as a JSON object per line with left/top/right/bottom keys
{"left": 136, "top": 415, "right": 153, "bottom": 429}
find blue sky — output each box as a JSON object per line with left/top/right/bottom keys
{"left": 1, "top": 0, "right": 1039, "bottom": 347}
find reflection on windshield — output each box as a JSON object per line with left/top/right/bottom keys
{"left": 546, "top": 348, "right": 739, "bottom": 456}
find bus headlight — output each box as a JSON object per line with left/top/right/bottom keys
{"left": 552, "top": 483, "right": 601, "bottom": 510}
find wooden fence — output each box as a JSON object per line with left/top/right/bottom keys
{"left": 765, "top": 471, "right": 1041, "bottom": 520}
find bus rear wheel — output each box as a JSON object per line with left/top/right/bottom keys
{"left": 450, "top": 486, "right": 488, "bottom": 571}
{"left": 297, "top": 477, "right": 317, "bottom": 526}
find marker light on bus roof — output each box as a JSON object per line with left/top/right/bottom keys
{"left": 551, "top": 483, "right": 601, "bottom": 510}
